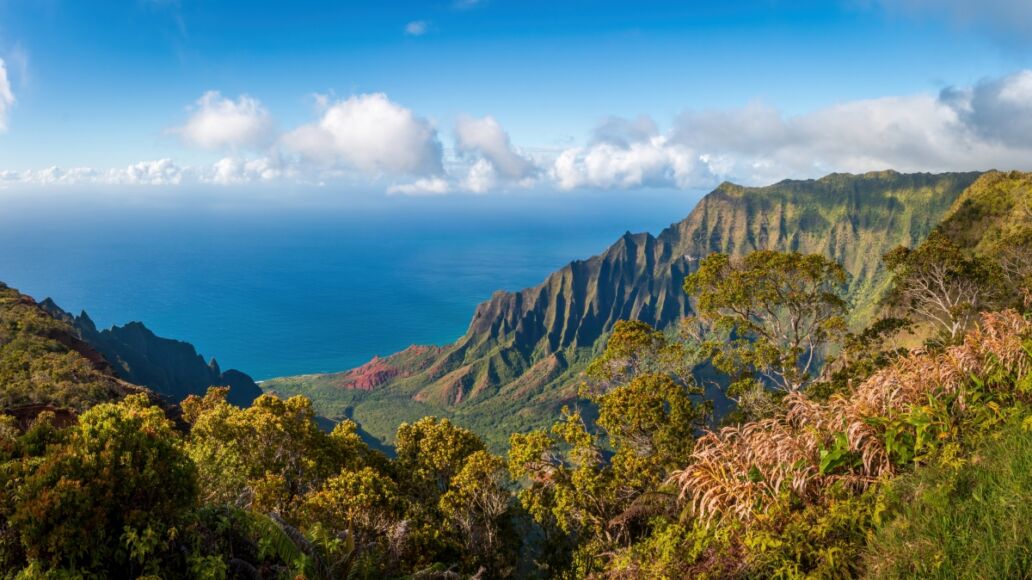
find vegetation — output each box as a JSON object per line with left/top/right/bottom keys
{"left": 0, "top": 283, "right": 145, "bottom": 411}
{"left": 263, "top": 171, "right": 980, "bottom": 451}
{"left": 1, "top": 170, "right": 1030, "bottom": 577}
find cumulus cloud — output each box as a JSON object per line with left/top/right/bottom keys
{"left": 552, "top": 135, "right": 711, "bottom": 190}
{"left": 0, "top": 58, "right": 15, "bottom": 132}
{"left": 669, "top": 71, "right": 1032, "bottom": 183}
{"left": 175, "top": 91, "right": 273, "bottom": 150}
{"left": 387, "top": 176, "right": 451, "bottom": 195}
{"left": 454, "top": 115, "right": 537, "bottom": 180}
{"left": 404, "top": 20, "right": 428, "bottom": 36}
{"left": 461, "top": 158, "right": 498, "bottom": 193}
{"left": 205, "top": 156, "right": 285, "bottom": 185}
{"left": 11, "top": 69, "right": 1032, "bottom": 194}
{"left": 551, "top": 69, "right": 1032, "bottom": 190}
{"left": 939, "top": 70, "right": 1032, "bottom": 148}
{"left": 284, "top": 93, "right": 443, "bottom": 176}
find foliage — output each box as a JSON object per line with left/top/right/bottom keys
{"left": 394, "top": 416, "right": 485, "bottom": 504}
{"left": 684, "top": 251, "right": 849, "bottom": 393}
{"left": 884, "top": 232, "right": 1004, "bottom": 343}
{"left": 11, "top": 394, "right": 197, "bottom": 575}
{"left": 583, "top": 320, "right": 698, "bottom": 396}
{"left": 672, "top": 310, "right": 1032, "bottom": 525}
{"left": 509, "top": 320, "right": 710, "bottom": 575}
{"left": 0, "top": 284, "right": 134, "bottom": 410}
{"left": 4, "top": 170, "right": 1032, "bottom": 578}
{"left": 866, "top": 415, "right": 1032, "bottom": 579}
{"left": 439, "top": 450, "right": 516, "bottom": 572}
{"left": 183, "top": 388, "right": 367, "bottom": 518}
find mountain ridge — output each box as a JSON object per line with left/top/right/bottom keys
{"left": 263, "top": 170, "right": 983, "bottom": 449}
{"left": 39, "top": 300, "right": 262, "bottom": 407}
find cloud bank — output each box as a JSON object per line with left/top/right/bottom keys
{"left": 548, "top": 69, "right": 1032, "bottom": 190}
{"left": 7, "top": 70, "right": 1032, "bottom": 193}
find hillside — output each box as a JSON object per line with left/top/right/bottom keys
{"left": 936, "top": 170, "right": 1032, "bottom": 254}
{"left": 264, "top": 170, "right": 982, "bottom": 449}
{"left": 0, "top": 283, "right": 151, "bottom": 416}
{"left": 40, "top": 301, "right": 262, "bottom": 407}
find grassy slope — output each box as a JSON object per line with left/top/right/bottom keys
{"left": 865, "top": 416, "right": 1032, "bottom": 579}
{"left": 265, "top": 171, "right": 982, "bottom": 450}
{"left": 0, "top": 283, "right": 146, "bottom": 412}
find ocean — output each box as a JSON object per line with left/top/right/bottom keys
{"left": 0, "top": 189, "right": 701, "bottom": 380}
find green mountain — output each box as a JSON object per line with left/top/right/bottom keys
{"left": 39, "top": 300, "right": 262, "bottom": 408}
{"left": 935, "top": 170, "right": 1032, "bottom": 253}
{"left": 0, "top": 283, "right": 153, "bottom": 419}
{"left": 263, "top": 170, "right": 982, "bottom": 449}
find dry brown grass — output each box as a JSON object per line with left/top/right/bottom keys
{"left": 671, "top": 310, "right": 1032, "bottom": 523}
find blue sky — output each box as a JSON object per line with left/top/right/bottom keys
{"left": 1, "top": 0, "right": 1032, "bottom": 193}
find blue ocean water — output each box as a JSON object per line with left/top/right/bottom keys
{"left": 0, "top": 190, "right": 700, "bottom": 380}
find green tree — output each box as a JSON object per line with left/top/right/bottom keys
{"left": 183, "top": 388, "right": 371, "bottom": 519}
{"left": 684, "top": 250, "right": 849, "bottom": 393}
{"left": 509, "top": 369, "right": 707, "bottom": 574}
{"left": 394, "top": 416, "right": 485, "bottom": 503}
{"left": 439, "top": 450, "right": 515, "bottom": 572}
{"left": 303, "top": 466, "right": 402, "bottom": 572}
{"left": 993, "top": 228, "right": 1032, "bottom": 309}
{"left": 584, "top": 319, "right": 698, "bottom": 397}
{"left": 884, "top": 232, "right": 1003, "bottom": 343}
{"left": 12, "top": 394, "right": 197, "bottom": 576}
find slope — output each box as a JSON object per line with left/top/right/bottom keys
{"left": 264, "top": 170, "right": 982, "bottom": 449}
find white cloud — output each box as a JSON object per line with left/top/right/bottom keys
{"left": 284, "top": 93, "right": 443, "bottom": 176}
{"left": 549, "top": 69, "right": 1032, "bottom": 190}
{"left": 589, "top": 115, "right": 659, "bottom": 147}
{"left": 108, "top": 159, "right": 185, "bottom": 185}
{"left": 10, "top": 69, "right": 1032, "bottom": 194}
{"left": 0, "top": 161, "right": 183, "bottom": 187}
{"left": 552, "top": 135, "right": 711, "bottom": 190}
{"left": 404, "top": 20, "right": 428, "bottom": 36}
{"left": 0, "top": 59, "right": 15, "bottom": 132}
{"left": 175, "top": 91, "right": 273, "bottom": 150}
{"left": 387, "top": 176, "right": 452, "bottom": 195}
{"left": 666, "top": 73, "right": 1032, "bottom": 184}
{"left": 461, "top": 158, "right": 498, "bottom": 193}
{"left": 454, "top": 115, "right": 536, "bottom": 180}
{"left": 204, "top": 156, "right": 284, "bottom": 185}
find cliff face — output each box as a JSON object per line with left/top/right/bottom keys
{"left": 264, "top": 171, "right": 982, "bottom": 449}
{"left": 40, "top": 301, "right": 262, "bottom": 407}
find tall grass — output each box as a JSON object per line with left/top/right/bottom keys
{"left": 864, "top": 416, "right": 1032, "bottom": 579}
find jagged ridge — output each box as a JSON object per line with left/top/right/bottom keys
{"left": 40, "top": 301, "right": 262, "bottom": 407}
{"left": 264, "top": 170, "right": 983, "bottom": 449}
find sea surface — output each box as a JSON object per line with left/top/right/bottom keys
{"left": 0, "top": 189, "right": 701, "bottom": 380}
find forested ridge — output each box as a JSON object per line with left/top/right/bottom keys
{"left": 0, "top": 170, "right": 1030, "bottom": 578}
{"left": 265, "top": 170, "right": 980, "bottom": 450}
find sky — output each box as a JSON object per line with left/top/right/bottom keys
{"left": 2, "top": 0, "right": 1032, "bottom": 195}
